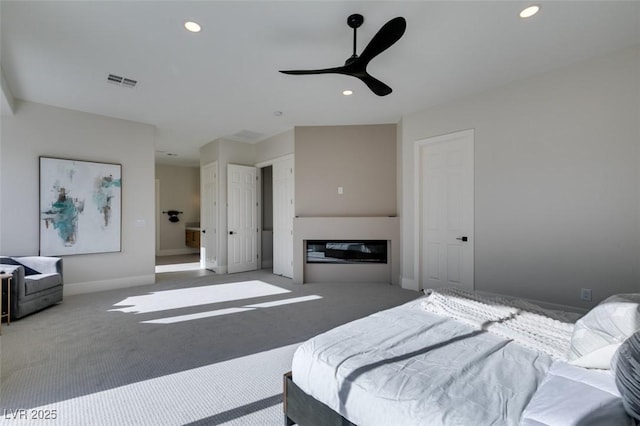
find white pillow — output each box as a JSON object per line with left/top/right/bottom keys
{"left": 570, "top": 344, "right": 622, "bottom": 369}
{"left": 568, "top": 294, "right": 640, "bottom": 369}
{"left": 521, "top": 361, "right": 632, "bottom": 426}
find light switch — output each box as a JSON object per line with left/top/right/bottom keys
{"left": 338, "top": 186, "right": 344, "bottom": 195}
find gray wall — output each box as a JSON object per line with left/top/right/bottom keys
{"left": 155, "top": 164, "right": 200, "bottom": 255}
{"left": 292, "top": 124, "right": 398, "bottom": 284}
{"left": 0, "top": 100, "right": 156, "bottom": 294}
{"left": 400, "top": 46, "right": 640, "bottom": 309}
{"left": 295, "top": 124, "right": 396, "bottom": 217}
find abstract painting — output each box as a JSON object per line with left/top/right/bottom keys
{"left": 40, "top": 157, "right": 121, "bottom": 256}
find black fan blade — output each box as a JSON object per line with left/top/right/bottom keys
{"left": 281, "top": 66, "right": 392, "bottom": 96}
{"left": 279, "top": 15, "right": 405, "bottom": 96}
{"left": 358, "top": 17, "right": 406, "bottom": 65}
{"left": 279, "top": 66, "right": 347, "bottom": 75}
{"left": 357, "top": 73, "right": 393, "bottom": 96}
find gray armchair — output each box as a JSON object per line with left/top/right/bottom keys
{"left": 0, "top": 256, "right": 63, "bottom": 320}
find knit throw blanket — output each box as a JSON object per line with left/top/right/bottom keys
{"left": 421, "top": 288, "right": 575, "bottom": 360}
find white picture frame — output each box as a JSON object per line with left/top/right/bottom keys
{"left": 39, "top": 157, "right": 122, "bottom": 256}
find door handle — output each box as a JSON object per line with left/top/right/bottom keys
{"left": 456, "top": 236, "right": 468, "bottom": 242}
{"left": 229, "top": 231, "right": 235, "bottom": 235}
{"left": 202, "top": 229, "right": 206, "bottom": 234}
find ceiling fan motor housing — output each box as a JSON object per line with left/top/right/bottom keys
{"left": 347, "top": 14, "right": 364, "bottom": 29}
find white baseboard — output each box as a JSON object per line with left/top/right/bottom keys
{"left": 63, "top": 274, "right": 156, "bottom": 296}
{"left": 156, "top": 249, "right": 199, "bottom": 256}
{"left": 523, "top": 297, "right": 587, "bottom": 314}
{"left": 407, "top": 281, "right": 586, "bottom": 313}
{"left": 476, "top": 289, "right": 587, "bottom": 314}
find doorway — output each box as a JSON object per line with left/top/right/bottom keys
{"left": 258, "top": 155, "right": 294, "bottom": 278}
{"left": 261, "top": 166, "right": 274, "bottom": 270}
{"left": 198, "top": 156, "right": 294, "bottom": 277}
{"left": 155, "top": 166, "right": 203, "bottom": 273}
{"left": 201, "top": 161, "right": 217, "bottom": 271}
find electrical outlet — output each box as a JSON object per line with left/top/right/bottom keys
{"left": 580, "top": 288, "right": 592, "bottom": 302}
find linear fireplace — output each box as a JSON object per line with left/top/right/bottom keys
{"left": 293, "top": 216, "right": 399, "bottom": 284}
{"left": 307, "top": 240, "right": 387, "bottom": 264}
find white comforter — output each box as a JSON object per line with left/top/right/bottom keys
{"left": 292, "top": 298, "right": 556, "bottom": 426}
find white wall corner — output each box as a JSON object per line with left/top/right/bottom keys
{"left": 63, "top": 274, "right": 156, "bottom": 296}
{"left": 0, "top": 65, "right": 16, "bottom": 116}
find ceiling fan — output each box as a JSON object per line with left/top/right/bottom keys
{"left": 279, "top": 14, "right": 406, "bottom": 97}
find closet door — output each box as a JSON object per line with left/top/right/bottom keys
{"left": 227, "top": 164, "right": 258, "bottom": 274}
{"left": 418, "top": 130, "right": 474, "bottom": 291}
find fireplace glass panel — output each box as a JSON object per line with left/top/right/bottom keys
{"left": 306, "top": 240, "right": 387, "bottom": 264}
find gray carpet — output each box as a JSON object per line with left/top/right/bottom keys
{"left": 0, "top": 269, "right": 419, "bottom": 425}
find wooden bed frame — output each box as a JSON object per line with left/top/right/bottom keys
{"left": 283, "top": 371, "right": 356, "bottom": 426}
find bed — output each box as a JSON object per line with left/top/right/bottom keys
{"left": 283, "top": 289, "right": 640, "bottom": 426}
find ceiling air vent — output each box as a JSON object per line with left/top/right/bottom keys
{"left": 230, "top": 129, "right": 265, "bottom": 142}
{"left": 107, "top": 73, "right": 138, "bottom": 88}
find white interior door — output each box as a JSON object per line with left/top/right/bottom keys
{"left": 201, "top": 162, "right": 217, "bottom": 270}
{"left": 273, "top": 157, "right": 294, "bottom": 278}
{"left": 227, "top": 164, "right": 258, "bottom": 274}
{"left": 417, "top": 130, "right": 474, "bottom": 291}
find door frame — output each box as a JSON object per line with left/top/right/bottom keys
{"left": 201, "top": 161, "right": 218, "bottom": 271}
{"left": 413, "top": 129, "right": 475, "bottom": 291}
{"left": 155, "top": 179, "right": 160, "bottom": 256}
{"left": 256, "top": 154, "right": 294, "bottom": 277}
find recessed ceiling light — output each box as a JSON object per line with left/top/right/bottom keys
{"left": 184, "top": 21, "right": 201, "bottom": 32}
{"left": 520, "top": 5, "right": 540, "bottom": 19}
{"left": 343, "top": 90, "right": 353, "bottom": 96}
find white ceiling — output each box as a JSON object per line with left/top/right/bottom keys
{"left": 2, "top": 1, "right": 639, "bottom": 166}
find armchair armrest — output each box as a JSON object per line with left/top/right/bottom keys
{"left": 0, "top": 264, "right": 22, "bottom": 277}
{"left": 0, "top": 258, "right": 23, "bottom": 291}
{"left": 14, "top": 257, "right": 62, "bottom": 275}
{"left": 0, "top": 264, "right": 25, "bottom": 300}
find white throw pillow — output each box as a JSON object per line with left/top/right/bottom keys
{"left": 568, "top": 294, "right": 640, "bottom": 369}
{"left": 570, "top": 343, "right": 622, "bottom": 369}
{"left": 521, "top": 361, "right": 632, "bottom": 426}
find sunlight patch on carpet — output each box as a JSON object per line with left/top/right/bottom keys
{"left": 6, "top": 344, "right": 300, "bottom": 426}
{"left": 110, "top": 280, "right": 290, "bottom": 314}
